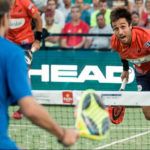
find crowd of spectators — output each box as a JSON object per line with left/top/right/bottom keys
{"left": 39, "top": 0, "right": 150, "bottom": 50}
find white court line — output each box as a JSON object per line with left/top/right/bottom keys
{"left": 111, "top": 127, "right": 150, "bottom": 130}
{"left": 95, "top": 130, "right": 150, "bottom": 150}
{"left": 9, "top": 124, "right": 150, "bottom": 149}
{"left": 9, "top": 124, "right": 150, "bottom": 130}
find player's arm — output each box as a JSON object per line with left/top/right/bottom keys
{"left": 121, "top": 59, "right": 129, "bottom": 81}
{"left": 45, "top": 27, "right": 61, "bottom": 44}
{"left": 18, "top": 97, "right": 79, "bottom": 146}
{"left": 24, "top": 0, "right": 43, "bottom": 51}
{"left": 60, "top": 26, "right": 70, "bottom": 48}
{"left": 84, "top": 29, "right": 93, "bottom": 48}
{"left": 110, "top": 35, "right": 129, "bottom": 81}
{"left": 7, "top": 46, "right": 79, "bottom": 146}
{"left": 60, "top": 38, "right": 69, "bottom": 48}
{"left": 84, "top": 38, "right": 93, "bottom": 48}
{"left": 31, "top": 12, "right": 42, "bottom": 51}
{"left": 31, "top": 12, "right": 42, "bottom": 34}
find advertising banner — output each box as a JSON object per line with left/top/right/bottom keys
{"left": 30, "top": 50, "right": 137, "bottom": 91}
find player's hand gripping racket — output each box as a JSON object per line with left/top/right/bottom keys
{"left": 108, "top": 78, "right": 127, "bottom": 124}
{"left": 75, "top": 90, "right": 110, "bottom": 141}
{"left": 25, "top": 47, "right": 36, "bottom": 66}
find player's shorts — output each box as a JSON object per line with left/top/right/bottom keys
{"left": 135, "top": 71, "right": 150, "bottom": 91}
{"left": 20, "top": 44, "right": 33, "bottom": 67}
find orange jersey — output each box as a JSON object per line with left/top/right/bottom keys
{"left": 6, "top": 0, "right": 39, "bottom": 45}
{"left": 111, "top": 26, "right": 150, "bottom": 74}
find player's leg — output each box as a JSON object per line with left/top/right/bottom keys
{"left": 136, "top": 71, "right": 150, "bottom": 120}
{"left": 12, "top": 44, "right": 33, "bottom": 120}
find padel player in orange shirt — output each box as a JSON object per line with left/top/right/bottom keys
{"left": 109, "top": 7, "right": 150, "bottom": 124}
{"left": 6, "top": 0, "right": 42, "bottom": 120}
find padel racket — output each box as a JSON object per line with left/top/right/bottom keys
{"left": 75, "top": 89, "right": 110, "bottom": 141}
{"left": 108, "top": 78, "right": 127, "bottom": 124}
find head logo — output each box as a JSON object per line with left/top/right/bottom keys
{"left": 29, "top": 65, "right": 135, "bottom": 83}
{"left": 62, "top": 91, "right": 73, "bottom": 104}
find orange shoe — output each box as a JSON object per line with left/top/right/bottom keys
{"left": 108, "top": 106, "right": 125, "bottom": 124}
{"left": 12, "top": 111, "right": 23, "bottom": 120}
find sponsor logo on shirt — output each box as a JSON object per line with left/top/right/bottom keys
{"left": 144, "top": 41, "right": 150, "bottom": 48}
{"left": 9, "top": 18, "right": 25, "bottom": 29}
{"left": 62, "top": 91, "right": 73, "bottom": 104}
{"left": 127, "top": 54, "right": 150, "bottom": 65}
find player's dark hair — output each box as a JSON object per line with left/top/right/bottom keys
{"left": 47, "top": 0, "right": 58, "bottom": 6}
{"left": 0, "top": 0, "right": 10, "bottom": 18}
{"left": 99, "top": 0, "right": 106, "bottom": 3}
{"left": 110, "top": 7, "right": 132, "bottom": 26}
{"left": 131, "top": 11, "right": 139, "bottom": 17}
{"left": 71, "top": 5, "right": 82, "bottom": 13}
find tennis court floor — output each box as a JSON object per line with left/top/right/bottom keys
{"left": 9, "top": 106, "right": 150, "bottom": 149}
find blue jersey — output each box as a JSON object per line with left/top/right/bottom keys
{"left": 0, "top": 37, "right": 32, "bottom": 149}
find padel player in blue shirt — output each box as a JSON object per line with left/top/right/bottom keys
{"left": 0, "top": 35, "right": 32, "bottom": 149}
{"left": 0, "top": 0, "right": 79, "bottom": 149}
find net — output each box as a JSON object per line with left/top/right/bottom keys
{"left": 9, "top": 90, "right": 150, "bottom": 150}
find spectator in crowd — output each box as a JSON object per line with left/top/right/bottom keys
{"left": 88, "top": 0, "right": 100, "bottom": 15}
{"left": 145, "top": 0, "right": 150, "bottom": 15}
{"left": 66, "top": 0, "right": 91, "bottom": 25}
{"left": 6, "top": 0, "right": 42, "bottom": 119}
{"left": 57, "top": 0, "right": 65, "bottom": 9}
{"left": 32, "top": 0, "right": 47, "bottom": 12}
{"left": 130, "top": 0, "right": 144, "bottom": 18}
{"left": 43, "top": 9, "right": 63, "bottom": 48}
{"left": 131, "top": 11, "right": 141, "bottom": 26}
{"left": 145, "top": 16, "right": 150, "bottom": 28}
{"left": 59, "top": 0, "right": 72, "bottom": 19}
{"left": 60, "top": 5, "right": 89, "bottom": 49}
{"left": 74, "top": 0, "right": 92, "bottom": 10}
{"left": 91, "top": 0, "right": 111, "bottom": 27}
{"left": 0, "top": 0, "right": 79, "bottom": 149}
{"left": 84, "top": 12, "right": 113, "bottom": 50}
{"left": 42, "top": 0, "right": 65, "bottom": 28}
{"left": 140, "top": 0, "right": 150, "bottom": 26}
{"left": 112, "top": 0, "right": 131, "bottom": 10}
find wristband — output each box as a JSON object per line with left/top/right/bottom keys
{"left": 35, "top": 31, "right": 42, "bottom": 42}
{"left": 121, "top": 59, "right": 129, "bottom": 71}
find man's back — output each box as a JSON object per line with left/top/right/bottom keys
{"left": 0, "top": 37, "right": 31, "bottom": 149}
